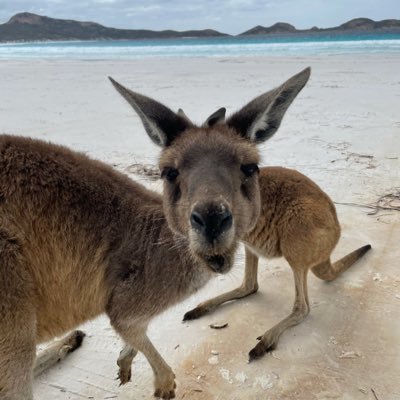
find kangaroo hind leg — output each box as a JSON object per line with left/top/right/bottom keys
{"left": 116, "top": 344, "right": 138, "bottom": 385}
{"left": 249, "top": 265, "right": 310, "bottom": 361}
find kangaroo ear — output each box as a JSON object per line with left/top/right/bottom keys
{"left": 177, "top": 108, "right": 193, "bottom": 124}
{"left": 204, "top": 107, "right": 226, "bottom": 127}
{"left": 109, "top": 77, "right": 192, "bottom": 147}
{"left": 226, "top": 67, "right": 311, "bottom": 143}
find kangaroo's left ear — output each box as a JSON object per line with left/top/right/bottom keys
{"left": 226, "top": 67, "right": 311, "bottom": 143}
{"left": 204, "top": 107, "right": 226, "bottom": 127}
{"left": 109, "top": 77, "right": 192, "bottom": 147}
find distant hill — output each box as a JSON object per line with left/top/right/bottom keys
{"left": 240, "top": 18, "right": 400, "bottom": 36}
{"left": 1, "top": 13, "right": 399, "bottom": 43}
{"left": 241, "top": 23, "right": 297, "bottom": 36}
{"left": 0, "top": 12, "right": 228, "bottom": 42}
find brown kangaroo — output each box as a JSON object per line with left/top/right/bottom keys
{"left": 183, "top": 164, "right": 371, "bottom": 360}
{"left": 0, "top": 68, "right": 309, "bottom": 399}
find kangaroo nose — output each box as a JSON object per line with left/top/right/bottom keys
{"left": 190, "top": 205, "right": 233, "bottom": 242}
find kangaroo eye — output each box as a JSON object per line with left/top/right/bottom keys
{"left": 241, "top": 163, "right": 259, "bottom": 177}
{"left": 161, "top": 167, "right": 179, "bottom": 182}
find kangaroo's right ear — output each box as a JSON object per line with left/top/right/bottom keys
{"left": 109, "top": 77, "right": 192, "bottom": 147}
{"left": 226, "top": 67, "right": 311, "bottom": 143}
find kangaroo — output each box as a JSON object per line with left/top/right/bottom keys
{"left": 182, "top": 164, "right": 371, "bottom": 360}
{"left": 0, "top": 67, "right": 309, "bottom": 399}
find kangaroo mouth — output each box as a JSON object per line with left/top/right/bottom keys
{"left": 199, "top": 252, "right": 234, "bottom": 274}
{"left": 206, "top": 255, "right": 226, "bottom": 273}
{"left": 190, "top": 249, "right": 234, "bottom": 274}
{"left": 189, "top": 229, "right": 236, "bottom": 274}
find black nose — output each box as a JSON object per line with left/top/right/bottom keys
{"left": 190, "top": 206, "right": 233, "bottom": 242}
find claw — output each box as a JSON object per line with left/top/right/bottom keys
{"left": 183, "top": 307, "right": 207, "bottom": 321}
{"left": 117, "top": 368, "right": 132, "bottom": 385}
{"left": 154, "top": 389, "right": 176, "bottom": 399}
{"left": 248, "top": 340, "right": 277, "bottom": 362}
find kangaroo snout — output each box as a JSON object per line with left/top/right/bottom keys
{"left": 190, "top": 203, "right": 233, "bottom": 243}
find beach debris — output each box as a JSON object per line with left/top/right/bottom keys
{"left": 174, "top": 344, "right": 180, "bottom": 350}
{"left": 334, "top": 187, "right": 400, "bottom": 215}
{"left": 181, "top": 389, "right": 203, "bottom": 398}
{"left": 347, "top": 152, "right": 373, "bottom": 159}
{"left": 339, "top": 350, "right": 361, "bottom": 359}
{"left": 371, "top": 388, "right": 380, "bottom": 400}
{"left": 209, "top": 322, "right": 228, "bottom": 330}
{"left": 373, "top": 273, "right": 383, "bottom": 282}
{"left": 359, "top": 387, "right": 368, "bottom": 395}
{"left": 376, "top": 214, "right": 392, "bottom": 224}
{"left": 271, "top": 351, "right": 281, "bottom": 360}
{"left": 272, "top": 372, "right": 280, "bottom": 380}
{"left": 370, "top": 189, "right": 400, "bottom": 214}
{"left": 211, "top": 350, "right": 219, "bottom": 355}
{"left": 196, "top": 374, "right": 206, "bottom": 381}
{"left": 253, "top": 375, "right": 273, "bottom": 390}
{"left": 327, "top": 140, "right": 351, "bottom": 152}
{"left": 329, "top": 336, "right": 338, "bottom": 345}
{"left": 219, "top": 368, "right": 233, "bottom": 384}
{"left": 395, "top": 294, "right": 400, "bottom": 300}
{"left": 235, "top": 372, "right": 248, "bottom": 383}
{"left": 329, "top": 146, "right": 377, "bottom": 169}
{"left": 208, "top": 355, "right": 219, "bottom": 365}
{"left": 125, "top": 163, "right": 160, "bottom": 180}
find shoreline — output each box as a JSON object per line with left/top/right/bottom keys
{"left": 0, "top": 52, "right": 399, "bottom": 61}
{"left": 1, "top": 51, "right": 400, "bottom": 61}
{"left": 1, "top": 34, "right": 399, "bottom": 59}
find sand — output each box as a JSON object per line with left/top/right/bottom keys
{"left": 0, "top": 54, "right": 399, "bottom": 400}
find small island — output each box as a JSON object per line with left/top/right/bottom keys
{"left": 240, "top": 18, "right": 400, "bottom": 36}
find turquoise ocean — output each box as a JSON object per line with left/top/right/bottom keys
{"left": 1, "top": 33, "right": 400, "bottom": 58}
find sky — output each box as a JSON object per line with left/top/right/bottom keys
{"left": 0, "top": 0, "right": 399, "bottom": 34}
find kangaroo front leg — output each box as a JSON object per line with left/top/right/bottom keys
{"left": 0, "top": 312, "right": 36, "bottom": 400}
{"left": 117, "top": 344, "right": 138, "bottom": 385}
{"left": 183, "top": 247, "right": 259, "bottom": 320}
{"left": 249, "top": 266, "right": 310, "bottom": 361}
{"left": 115, "top": 323, "right": 176, "bottom": 399}
{"left": 0, "top": 246, "right": 36, "bottom": 400}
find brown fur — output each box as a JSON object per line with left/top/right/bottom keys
{"left": 183, "top": 167, "right": 371, "bottom": 360}
{"left": 0, "top": 135, "right": 213, "bottom": 399}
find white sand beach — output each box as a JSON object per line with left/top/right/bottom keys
{"left": 1, "top": 54, "right": 399, "bottom": 399}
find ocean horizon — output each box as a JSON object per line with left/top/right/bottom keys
{"left": 1, "top": 32, "right": 400, "bottom": 58}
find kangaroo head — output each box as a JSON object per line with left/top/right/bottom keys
{"left": 109, "top": 67, "right": 310, "bottom": 273}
